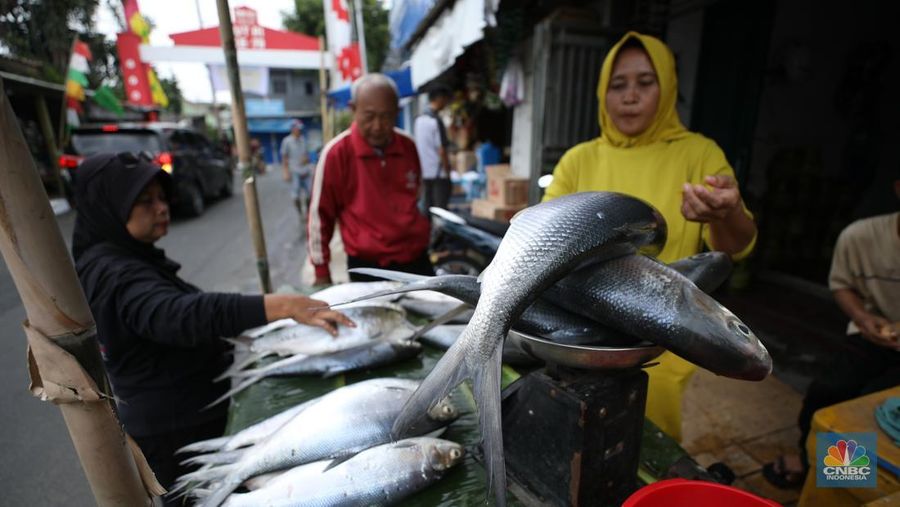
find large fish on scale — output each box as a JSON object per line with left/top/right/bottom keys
{"left": 390, "top": 192, "right": 668, "bottom": 506}
{"left": 191, "top": 378, "right": 460, "bottom": 507}
{"left": 543, "top": 253, "right": 771, "bottom": 380}
{"left": 342, "top": 250, "right": 733, "bottom": 347}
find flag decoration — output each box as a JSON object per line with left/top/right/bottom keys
{"left": 324, "top": 0, "right": 363, "bottom": 89}
{"left": 64, "top": 39, "right": 92, "bottom": 127}
{"left": 92, "top": 85, "right": 125, "bottom": 116}
{"left": 120, "top": 0, "right": 168, "bottom": 108}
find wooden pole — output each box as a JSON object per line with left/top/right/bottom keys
{"left": 216, "top": 0, "right": 272, "bottom": 293}
{"left": 0, "top": 80, "right": 155, "bottom": 506}
{"left": 34, "top": 95, "right": 65, "bottom": 196}
{"left": 318, "top": 36, "right": 330, "bottom": 144}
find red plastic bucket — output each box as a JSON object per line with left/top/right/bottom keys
{"left": 623, "top": 479, "right": 782, "bottom": 507}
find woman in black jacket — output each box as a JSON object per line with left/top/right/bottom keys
{"left": 71, "top": 152, "right": 352, "bottom": 503}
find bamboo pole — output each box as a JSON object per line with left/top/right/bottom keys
{"left": 0, "top": 80, "right": 155, "bottom": 506}
{"left": 216, "top": 0, "right": 272, "bottom": 293}
{"left": 318, "top": 36, "right": 330, "bottom": 144}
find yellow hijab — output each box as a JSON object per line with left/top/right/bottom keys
{"left": 598, "top": 31, "right": 689, "bottom": 147}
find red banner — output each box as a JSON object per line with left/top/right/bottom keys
{"left": 116, "top": 32, "right": 153, "bottom": 106}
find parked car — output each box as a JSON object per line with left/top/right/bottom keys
{"left": 61, "top": 122, "right": 234, "bottom": 216}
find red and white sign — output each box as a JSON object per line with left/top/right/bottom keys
{"left": 324, "top": 0, "right": 362, "bottom": 89}
{"left": 117, "top": 32, "right": 153, "bottom": 106}
{"left": 169, "top": 7, "right": 319, "bottom": 51}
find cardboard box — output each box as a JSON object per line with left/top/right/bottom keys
{"left": 455, "top": 150, "right": 477, "bottom": 173}
{"left": 485, "top": 164, "right": 529, "bottom": 205}
{"left": 471, "top": 198, "right": 526, "bottom": 223}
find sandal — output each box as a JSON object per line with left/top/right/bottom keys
{"left": 762, "top": 455, "right": 807, "bottom": 489}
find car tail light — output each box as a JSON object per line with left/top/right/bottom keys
{"left": 155, "top": 152, "right": 173, "bottom": 173}
{"left": 101, "top": 124, "right": 119, "bottom": 132}
{"left": 58, "top": 154, "right": 83, "bottom": 169}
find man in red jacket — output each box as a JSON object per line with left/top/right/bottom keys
{"left": 308, "top": 73, "right": 432, "bottom": 285}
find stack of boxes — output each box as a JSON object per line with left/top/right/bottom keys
{"left": 471, "top": 164, "right": 529, "bottom": 223}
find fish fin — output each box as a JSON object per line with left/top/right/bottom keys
{"left": 411, "top": 303, "right": 472, "bottom": 342}
{"left": 474, "top": 343, "right": 507, "bottom": 507}
{"left": 322, "top": 452, "right": 357, "bottom": 472}
{"left": 213, "top": 351, "right": 267, "bottom": 381}
{"left": 330, "top": 274, "right": 441, "bottom": 308}
{"left": 347, "top": 267, "right": 431, "bottom": 283}
{"left": 392, "top": 336, "right": 471, "bottom": 439}
{"left": 172, "top": 463, "right": 235, "bottom": 492}
{"left": 424, "top": 426, "right": 447, "bottom": 438}
{"left": 223, "top": 336, "right": 251, "bottom": 350}
{"left": 232, "top": 353, "right": 309, "bottom": 378}
{"left": 176, "top": 435, "right": 232, "bottom": 455}
{"left": 202, "top": 374, "right": 264, "bottom": 410}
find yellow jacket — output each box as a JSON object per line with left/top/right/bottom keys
{"left": 543, "top": 32, "right": 756, "bottom": 263}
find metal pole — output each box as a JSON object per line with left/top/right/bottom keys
{"left": 0, "top": 79, "right": 156, "bottom": 506}
{"left": 353, "top": 0, "right": 369, "bottom": 74}
{"left": 318, "top": 36, "right": 330, "bottom": 144}
{"left": 216, "top": 0, "right": 272, "bottom": 293}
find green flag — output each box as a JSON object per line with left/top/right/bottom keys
{"left": 92, "top": 85, "right": 124, "bottom": 116}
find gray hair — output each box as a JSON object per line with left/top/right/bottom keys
{"left": 349, "top": 73, "right": 399, "bottom": 104}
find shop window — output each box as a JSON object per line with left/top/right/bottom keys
{"left": 272, "top": 76, "right": 287, "bottom": 95}
{"left": 305, "top": 81, "right": 314, "bottom": 95}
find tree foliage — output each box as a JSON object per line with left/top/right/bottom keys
{"left": 282, "top": 0, "right": 390, "bottom": 72}
{"left": 0, "top": 0, "right": 100, "bottom": 81}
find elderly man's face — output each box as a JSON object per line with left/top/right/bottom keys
{"left": 352, "top": 85, "right": 398, "bottom": 148}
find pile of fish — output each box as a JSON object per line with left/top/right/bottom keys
{"left": 328, "top": 191, "right": 772, "bottom": 506}
{"left": 176, "top": 378, "right": 462, "bottom": 506}
{"left": 208, "top": 280, "right": 482, "bottom": 406}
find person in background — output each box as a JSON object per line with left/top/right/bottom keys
{"left": 308, "top": 73, "right": 432, "bottom": 286}
{"left": 281, "top": 120, "right": 311, "bottom": 215}
{"left": 763, "top": 177, "right": 900, "bottom": 489}
{"left": 71, "top": 152, "right": 353, "bottom": 505}
{"left": 415, "top": 85, "right": 453, "bottom": 212}
{"left": 543, "top": 31, "right": 758, "bottom": 442}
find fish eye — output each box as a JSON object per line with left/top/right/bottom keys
{"left": 730, "top": 320, "right": 751, "bottom": 336}
{"left": 450, "top": 448, "right": 462, "bottom": 459}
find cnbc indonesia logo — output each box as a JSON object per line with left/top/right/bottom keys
{"left": 817, "top": 433, "right": 877, "bottom": 488}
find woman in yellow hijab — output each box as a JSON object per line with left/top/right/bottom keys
{"left": 543, "top": 32, "right": 758, "bottom": 441}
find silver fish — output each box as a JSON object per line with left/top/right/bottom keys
{"left": 193, "top": 378, "right": 459, "bottom": 507}
{"left": 212, "top": 341, "right": 424, "bottom": 402}
{"left": 341, "top": 269, "right": 635, "bottom": 347}
{"left": 391, "top": 192, "right": 667, "bottom": 506}
{"left": 666, "top": 251, "right": 732, "bottom": 293}
{"left": 308, "top": 281, "right": 405, "bottom": 305}
{"left": 220, "top": 438, "right": 464, "bottom": 507}
{"left": 178, "top": 399, "right": 320, "bottom": 455}
{"left": 220, "top": 303, "right": 414, "bottom": 379}
{"left": 419, "top": 325, "right": 541, "bottom": 366}
{"left": 545, "top": 254, "right": 771, "bottom": 380}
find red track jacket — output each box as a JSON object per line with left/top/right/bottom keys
{"left": 307, "top": 122, "right": 431, "bottom": 279}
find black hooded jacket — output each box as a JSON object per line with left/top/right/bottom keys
{"left": 72, "top": 153, "right": 266, "bottom": 436}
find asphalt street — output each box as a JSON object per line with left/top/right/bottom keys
{"left": 0, "top": 169, "right": 305, "bottom": 506}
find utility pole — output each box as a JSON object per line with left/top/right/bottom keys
{"left": 318, "top": 36, "right": 330, "bottom": 144}
{"left": 0, "top": 79, "right": 160, "bottom": 507}
{"left": 216, "top": 0, "right": 272, "bottom": 293}
{"left": 195, "top": 0, "right": 223, "bottom": 136}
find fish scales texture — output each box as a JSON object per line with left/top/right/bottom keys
{"left": 549, "top": 254, "right": 772, "bottom": 380}
{"left": 391, "top": 192, "right": 666, "bottom": 506}
{"left": 221, "top": 438, "right": 463, "bottom": 507}
{"left": 198, "top": 378, "right": 457, "bottom": 507}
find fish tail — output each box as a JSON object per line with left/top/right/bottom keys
{"left": 179, "top": 449, "right": 245, "bottom": 467}
{"left": 214, "top": 351, "right": 267, "bottom": 381}
{"left": 391, "top": 338, "right": 471, "bottom": 440}
{"left": 171, "top": 463, "right": 235, "bottom": 494}
{"left": 410, "top": 303, "right": 472, "bottom": 342}
{"left": 203, "top": 374, "right": 264, "bottom": 410}
{"left": 198, "top": 472, "right": 243, "bottom": 507}
{"left": 474, "top": 344, "right": 507, "bottom": 507}
{"left": 176, "top": 435, "right": 231, "bottom": 455}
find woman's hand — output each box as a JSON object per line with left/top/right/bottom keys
{"left": 681, "top": 175, "right": 743, "bottom": 223}
{"left": 264, "top": 294, "right": 355, "bottom": 336}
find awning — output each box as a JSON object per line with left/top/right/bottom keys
{"left": 326, "top": 66, "right": 416, "bottom": 110}
{"left": 409, "top": 0, "right": 500, "bottom": 88}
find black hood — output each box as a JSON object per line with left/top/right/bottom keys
{"left": 72, "top": 152, "right": 174, "bottom": 266}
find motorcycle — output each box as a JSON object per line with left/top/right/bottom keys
{"left": 428, "top": 206, "right": 506, "bottom": 276}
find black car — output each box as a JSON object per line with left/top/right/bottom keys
{"left": 62, "top": 122, "right": 234, "bottom": 216}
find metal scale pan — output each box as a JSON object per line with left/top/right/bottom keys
{"left": 506, "top": 330, "right": 664, "bottom": 370}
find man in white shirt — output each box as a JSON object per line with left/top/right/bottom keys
{"left": 281, "top": 120, "right": 310, "bottom": 215}
{"left": 414, "top": 86, "right": 452, "bottom": 212}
